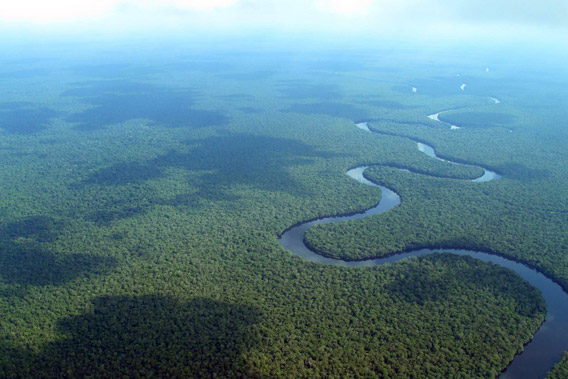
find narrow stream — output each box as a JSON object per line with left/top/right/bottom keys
{"left": 278, "top": 120, "right": 568, "bottom": 378}
{"left": 427, "top": 110, "right": 461, "bottom": 130}
{"left": 415, "top": 140, "right": 502, "bottom": 182}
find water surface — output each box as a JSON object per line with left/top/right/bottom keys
{"left": 278, "top": 119, "right": 566, "bottom": 378}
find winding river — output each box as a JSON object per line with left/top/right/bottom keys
{"left": 278, "top": 120, "right": 568, "bottom": 378}
{"left": 427, "top": 110, "right": 461, "bottom": 130}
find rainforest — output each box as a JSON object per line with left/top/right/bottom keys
{"left": 0, "top": 27, "right": 567, "bottom": 379}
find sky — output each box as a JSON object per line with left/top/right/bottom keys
{"left": 0, "top": 0, "right": 567, "bottom": 45}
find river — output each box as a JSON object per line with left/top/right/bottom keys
{"left": 278, "top": 119, "right": 568, "bottom": 378}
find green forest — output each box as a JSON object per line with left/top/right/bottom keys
{"left": 0, "top": 43, "right": 566, "bottom": 377}
{"left": 548, "top": 353, "right": 568, "bottom": 379}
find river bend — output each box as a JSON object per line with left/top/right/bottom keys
{"left": 278, "top": 119, "right": 568, "bottom": 378}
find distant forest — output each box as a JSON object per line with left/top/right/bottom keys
{"left": 0, "top": 44, "right": 566, "bottom": 377}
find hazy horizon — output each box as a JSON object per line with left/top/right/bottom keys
{"left": 2, "top": 1, "right": 568, "bottom": 378}
{"left": 1, "top": 0, "right": 567, "bottom": 49}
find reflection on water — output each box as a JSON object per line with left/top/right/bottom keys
{"left": 279, "top": 118, "right": 564, "bottom": 378}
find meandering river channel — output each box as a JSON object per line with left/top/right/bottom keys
{"left": 278, "top": 119, "right": 568, "bottom": 378}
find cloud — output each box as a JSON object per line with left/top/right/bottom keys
{"left": 315, "top": 0, "right": 374, "bottom": 15}
{"left": 0, "top": 0, "right": 566, "bottom": 42}
{"left": 0, "top": 0, "right": 239, "bottom": 23}
{"left": 0, "top": 0, "right": 116, "bottom": 22}
{"left": 169, "top": 0, "right": 238, "bottom": 11}
{"left": 403, "top": 0, "right": 568, "bottom": 27}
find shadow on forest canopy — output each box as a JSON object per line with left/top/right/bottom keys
{"left": 277, "top": 83, "right": 343, "bottom": 100}
{"left": 83, "top": 161, "right": 163, "bottom": 186}
{"left": 82, "top": 133, "right": 341, "bottom": 204}
{"left": 356, "top": 98, "right": 415, "bottom": 110}
{"left": 0, "top": 216, "right": 116, "bottom": 287}
{"left": 0, "top": 244, "right": 116, "bottom": 287}
{"left": 85, "top": 204, "right": 147, "bottom": 227}
{"left": 438, "top": 111, "right": 514, "bottom": 129}
{"left": 284, "top": 101, "right": 370, "bottom": 120}
{"left": 70, "top": 58, "right": 236, "bottom": 78}
{"left": 0, "top": 102, "right": 59, "bottom": 135}
{"left": 0, "top": 295, "right": 262, "bottom": 378}
{"left": 2, "top": 215, "right": 64, "bottom": 243}
{"left": 63, "top": 80, "right": 228, "bottom": 131}
{"left": 495, "top": 162, "right": 550, "bottom": 181}
{"left": 383, "top": 253, "right": 544, "bottom": 318}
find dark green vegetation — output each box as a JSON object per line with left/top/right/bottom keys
{"left": 305, "top": 77, "right": 568, "bottom": 290}
{"left": 0, "top": 42, "right": 566, "bottom": 377}
{"left": 0, "top": 104, "right": 58, "bottom": 134}
{"left": 0, "top": 254, "right": 545, "bottom": 378}
{"left": 63, "top": 80, "right": 228, "bottom": 131}
{"left": 548, "top": 352, "right": 568, "bottom": 379}
{"left": 438, "top": 111, "right": 514, "bottom": 130}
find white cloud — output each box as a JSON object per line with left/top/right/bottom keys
{"left": 164, "top": 0, "right": 238, "bottom": 11}
{"left": 0, "top": 0, "right": 117, "bottom": 23}
{"left": 315, "top": 0, "right": 374, "bottom": 15}
{"left": 0, "top": 0, "right": 566, "bottom": 44}
{"left": 0, "top": 0, "right": 239, "bottom": 23}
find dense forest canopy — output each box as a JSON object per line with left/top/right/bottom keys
{"left": 0, "top": 40, "right": 566, "bottom": 377}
